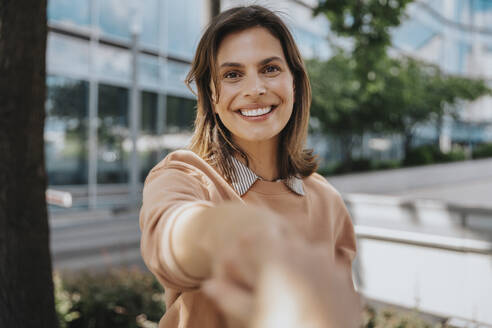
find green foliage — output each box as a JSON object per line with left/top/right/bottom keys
{"left": 307, "top": 54, "right": 490, "bottom": 164}
{"left": 363, "top": 306, "right": 447, "bottom": 328}
{"left": 402, "top": 144, "right": 466, "bottom": 167}
{"left": 472, "top": 143, "right": 492, "bottom": 159}
{"left": 317, "top": 158, "right": 401, "bottom": 176}
{"left": 54, "top": 269, "right": 165, "bottom": 328}
{"left": 307, "top": 54, "right": 365, "bottom": 136}
{"left": 310, "top": 0, "right": 491, "bottom": 165}
{"left": 434, "top": 147, "right": 466, "bottom": 163}
{"left": 402, "top": 145, "right": 436, "bottom": 166}
{"left": 372, "top": 159, "right": 401, "bottom": 170}
{"left": 335, "top": 158, "right": 372, "bottom": 174}
{"left": 314, "top": 0, "right": 414, "bottom": 76}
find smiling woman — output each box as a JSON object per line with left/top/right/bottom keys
{"left": 139, "top": 5, "right": 361, "bottom": 328}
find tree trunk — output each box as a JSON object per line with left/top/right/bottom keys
{"left": 0, "top": 1, "right": 57, "bottom": 327}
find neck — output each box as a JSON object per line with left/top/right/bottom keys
{"left": 233, "top": 136, "right": 280, "bottom": 181}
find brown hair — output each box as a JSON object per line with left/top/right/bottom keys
{"left": 185, "top": 5, "right": 317, "bottom": 182}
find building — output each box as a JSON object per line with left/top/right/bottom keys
{"left": 46, "top": 0, "right": 209, "bottom": 208}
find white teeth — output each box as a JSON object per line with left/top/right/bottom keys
{"left": 240, "top": 107, "right": 272, "bottom": 117}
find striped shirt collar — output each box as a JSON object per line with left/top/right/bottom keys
{"left": 228, "top": 156, "right": 305, "bottom": 196}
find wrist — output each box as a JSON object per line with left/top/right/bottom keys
{"left": 171, "top": 204, "right": 214, "bottom": 279}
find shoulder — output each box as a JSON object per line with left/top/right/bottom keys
{"left": 151, "top": 149, "right": 206, "bottom": 172}
{"left": 143, "top": 149, "right": 211, "bottom": 185}
{"left": 144, "top": 149, "right": 228, "bottom": 190}
{"left": 303, "top": 172, "right": 348, "bottom": 214}
{"left": 304, "top": 172, "right": 343, "bottom": 200}
{"left": 147, "top": 149, "right": 219, "bottom": 178}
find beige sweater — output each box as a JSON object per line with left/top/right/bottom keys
{"left": 139, "top": 150, "right": 357, "bottom": 328}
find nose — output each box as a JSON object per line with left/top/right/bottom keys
{"left": 243, "top": 73, "right": 266, "bottom": 97}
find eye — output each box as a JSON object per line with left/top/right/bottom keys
{"left": 223, "top": 71, "right": 241, "bottom": 79}
{"left": 263, "top": 65, "right": 281, "bottom": 74}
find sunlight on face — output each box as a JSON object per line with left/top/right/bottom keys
{"left": 213, "top": 27, "right": 295, "bottom": 148}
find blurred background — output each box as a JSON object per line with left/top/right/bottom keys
{"left": 46, "top": 0, "right": 492, "bottom": 327}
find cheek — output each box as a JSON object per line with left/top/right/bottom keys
{"left": 215, "top": 85, "right": 238, "bottom": 113}
{"left": 272, "top": 78, "right": 295, "bottom": 102}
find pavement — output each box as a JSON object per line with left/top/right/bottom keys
{"left": 50, "top": 208, "right": 144, "bottom": 272}
{"left": 327, "top": 157, "right": 492, "bottom": 208}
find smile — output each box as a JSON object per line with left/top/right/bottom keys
{"left": 239, "top": 105, "right": 276, "bottom": 117}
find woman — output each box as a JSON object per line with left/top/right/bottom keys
{"left": 140, "top": 5, "right": 360, "bottom": 328}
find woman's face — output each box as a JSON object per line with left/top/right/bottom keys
{"left": 212, "top": 27, "right": 295, "bottom": 146}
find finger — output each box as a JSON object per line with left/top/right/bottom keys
{"left": 221, "top": 255, "right": 257, "bottom": 290}
{"left": 213, "top": 232, "right": 267, "bottom": 289}
{"left": 202, "top": 279, "right": 254, "bottom": 325}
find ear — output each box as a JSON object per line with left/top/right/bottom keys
{"left": 210, "top": 81, "right": 218, "bottom": 109}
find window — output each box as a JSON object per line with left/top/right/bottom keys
{"left": 140, "top": 92, "right": 162, "bottom": 181}
{"left": 98, "top": 0, "right": 159, "bottom": 46}
{"left": 166, "top": 95, "right": 196, "bottom": 133}
{"left": 48, "top": 0, "right": 90, "bottom": 27}
{"left": 291, "top": 26, "right": 332, "bottom": 60}
{"left": 140, "top": 0, "right": 159, "bottom": 48}
{"left": 47, "top": 33, "right": 90, "bottom": 79}
{"left": 45, "top": 76, "right": 89, "bottom": 185}
{"left": 139, "top": 54, "right": 160, "bottom": 89}
{"left": 392, "top": 19, "right": 438, "bottom": 51}
{"left": 97, "top": 84, "right": 129, "bottom": 184}
{"left": 457, "top": 41, "right": 472, "bottom": 74}
{"left": 141, "top": 91, "right": 158, "bottom": 134}
{"left": 166, "top": 0, "right": 202, "bottom": 57}
{"left": 164, "top": 60, "right": 191, "bottom": 94}
{"left": 96, "top": 44, "right": 131, "bottom": 84}
{"left": 99, "top": 0, "right": 132, "bottom": 41}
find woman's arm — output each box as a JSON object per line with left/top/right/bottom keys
{"left": 171, "top": 202, "right": 288, "bottom": 280}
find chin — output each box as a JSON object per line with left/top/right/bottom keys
{"left": 236, "top": 131, "right": 280, "bottom": 143}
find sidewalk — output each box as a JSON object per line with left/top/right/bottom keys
{"left": 327, "top": 157, "right": 492, "bottom": 207}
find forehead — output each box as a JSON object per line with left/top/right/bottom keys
{"left": 216, "top": 27, "right": 285, "bottom": 64}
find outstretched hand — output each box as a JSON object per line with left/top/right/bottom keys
{"left": 203, "top": 228, "right": 363, "bottom": 328}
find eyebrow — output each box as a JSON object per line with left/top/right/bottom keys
{"left": 219, "top": 56, "right": 283, "bottom": 69}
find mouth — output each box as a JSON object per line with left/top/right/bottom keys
{"left": 238, "top": 105, "right": 278, "bottom": 117}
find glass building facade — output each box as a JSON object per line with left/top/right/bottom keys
{"left": 46, "top": 0, "right": 203, "bottom": 208}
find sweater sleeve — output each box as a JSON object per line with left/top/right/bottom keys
{"left": 139, "top": 163, "right": 213, "bottom": 291}
{"left": 333, "top": 193, "right": 357, "bottom": 275}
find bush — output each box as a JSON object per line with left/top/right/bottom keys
{"left": 54, "top": 268, "right": 165, "bottom": 328}
{"left": 371, "top": 159, "right": 401, "bottom": 171}
{"left": 332, "top": 158, "right": 372, "bottom": 175}
{"left": 403, "top": 145, "right": 436, "bottom": 166}
{"left": 318, "top": 159, "right": 402, "bottom": 176}
{"left": 363, "top": 306, "right": 447, "bottom": 328}
{"left": 438, "top": 149, "right": 466, "bottom": 162}
{"left": 54, "top": 269, "right": 448, "bottom": 328}
{"left": 403, "top": 144, "right": 466, "bottom": 167}
{"left": 472, "top": 143, "right": 492, "bottom": 159}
